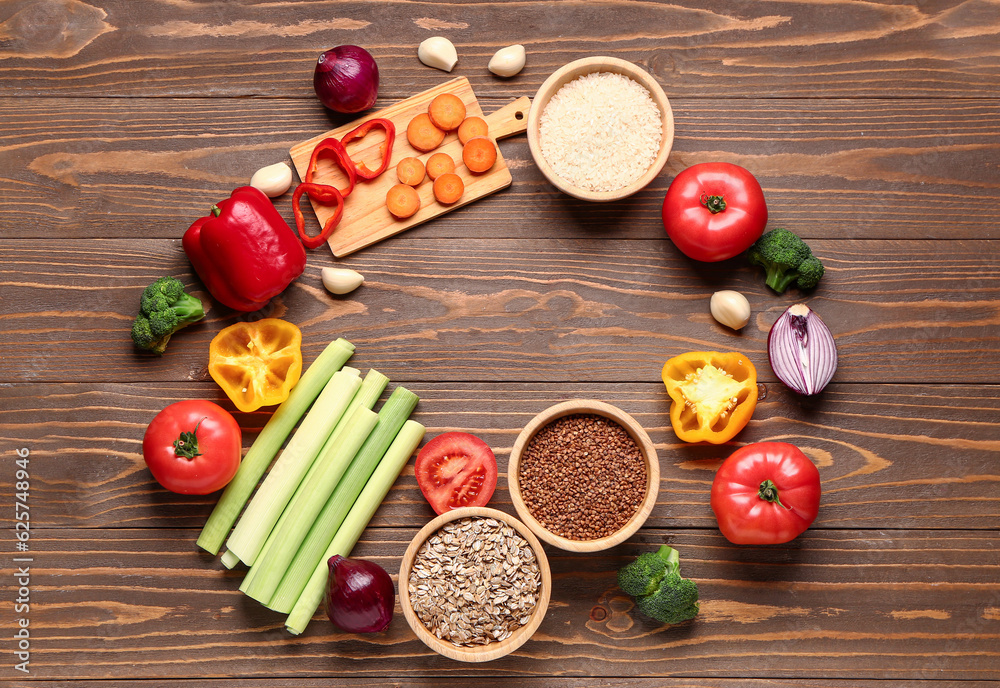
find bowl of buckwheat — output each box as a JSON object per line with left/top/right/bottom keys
{"left": 508, "top": 399, "right": 660, "bottom": 553}
{"left": 398, "top": 506, "right": 552, "bottom": 662}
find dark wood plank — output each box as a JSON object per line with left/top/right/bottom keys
{"left": 1, "top": 1, "right": 999, "bottom": 99}
{"left": 11, "top": 683, "right": 1000, "bottom": 688}
{"left": 1, "top": 238, "right": 997, "bottom": 384}
{"left": 15, "top": 528, "right": 999, "bottom": 680}
{"left": 2, "top": 97, "right": 998, "bottom": 240}
{"left": 2, "top": 382, "right": 996, "bottom": 531}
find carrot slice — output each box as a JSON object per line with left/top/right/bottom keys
{"left": 428, "top": 93, "right": 467, "bottom": 131}
{"left": 396, "top": 157, "right": 425, "bottom": 186}
{"left": 407, "top": 113, "right": 445, "bottom": 152}
{"left": 433, "top": 172, "right": 464, "bottom": 205}
{"left": 386, "top": 183, "right": 420, "bottom": 219}
{"left": 425, "top": 152, "right": 456, "bottom": 181}
{"left": 457, "top": 116, "right": 488, "bottom": 145}
{"left": 462, "top": 136, "right": 497, "bottom": 173}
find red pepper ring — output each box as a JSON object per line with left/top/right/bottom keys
{"left": 292, "top": 182, "right": 345, "bottom": 250}
{"left": 341, "top": 118, "right": 396, "bottom": 180}
{"left": 304, "top": 137, "right": 356, "bottom": 198}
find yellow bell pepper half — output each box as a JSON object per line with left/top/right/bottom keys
{"left": 661, "top": 350, "right": 758, "bottom": 444}
{"left": 208, "top": 318, "right": 303, "bottom": 413}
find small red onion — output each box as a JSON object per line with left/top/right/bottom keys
{"left": 767, "top": 303, "right": 838, "bottom": 395}
{"left": 313, "top": 45, "right": 379, "bottom": 114}
{"left": 325, "top": 555, "right": 394, "bottom": 633}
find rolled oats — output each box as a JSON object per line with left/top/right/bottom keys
{"left": 408, "top": 517, "right": 541, "bottom": 647}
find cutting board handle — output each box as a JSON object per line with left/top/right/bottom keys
{"left": 484, "top": 96, "right": 531, "bottom": 140}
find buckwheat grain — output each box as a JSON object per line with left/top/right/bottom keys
{"left": 518, "top": 413, "right": 646, "bottom": 540}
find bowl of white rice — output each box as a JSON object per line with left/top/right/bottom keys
{"left": 527, "top": 56, "right": 674, "bottom": 202}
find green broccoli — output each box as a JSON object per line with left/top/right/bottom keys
{"left": 617, "top": 545, "right": 699, "bottom": 625}
{"left": 131, "top": 276, "right": 205, "bottom": 355}
{"left": 747, "top": 227, "right": 825, "bottom": 293}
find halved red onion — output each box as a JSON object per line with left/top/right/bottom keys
{"left": 767, "top": 303, "right": 838, "bottom": 395}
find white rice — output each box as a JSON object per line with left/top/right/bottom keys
{"left": 538, "top": 71, "right": 662, "bottom": 193}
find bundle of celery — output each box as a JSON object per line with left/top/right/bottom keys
{"left": 197, "top": 337, "right": 425, "bottom": 634}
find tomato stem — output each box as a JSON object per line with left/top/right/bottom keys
{"left": 758, "top": 479, "right": 789, "bottom": 509}
{"left": 173, "top": 419, "right": 205, "bottom": 460}
{"left": 700, "top": 193, "right": 727, "bottom": 214}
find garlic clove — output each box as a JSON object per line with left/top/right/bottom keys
{"left": 250, "top": 162, "right": 293, "bottom": 198}
{"left": 710, "top": 290, "right": 751, "bottom": 330}
{"left": 417, "top": 36, "right": 458, "bottom": 72}
{"left": 322, "top": 267, "right": 365, "bottom": 295}
{"left": 488, "top": 44, "right": 526, "bottom": 77}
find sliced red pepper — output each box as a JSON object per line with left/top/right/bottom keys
{"left": 305, "top": 137, "right": 356, "bottom": 198}
{"left": 292, "top": 182, "right": 345, "bottom": 250}
{"left": 341, "top": 118, "right": 396, "bottom": 180}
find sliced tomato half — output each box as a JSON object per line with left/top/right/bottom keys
{"left": 414, "top": 431, "right": 498, "bottom": 514}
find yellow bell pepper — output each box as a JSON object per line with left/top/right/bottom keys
{"left": 661, "top": 350, "right": 757, "bottom": 444}
{"left": 208, "top": 319, "right": 303, "bottom": 412}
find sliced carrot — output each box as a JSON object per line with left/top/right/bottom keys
{"left": 462, "top": 136, "right": 497, "bottom": 174}
{"left": 386, "top": 183, "right": 420, "bottom": 219}
{"left": 425, "top": 152, "right": 456, "bottom": 181}
{"left": 406, "top": 113, "right": 445, "bottom": 152}
{"left": 433, "top": 172, "right": 464, "bottom": 205}
{"left": 428, "top": 93, "right": 467, "bottom": 131}
{"left": 457, "top": 116, "right": 488, "bottom": 145}
{"left": 396, "top": 156, "right": 425, "bottom": 186}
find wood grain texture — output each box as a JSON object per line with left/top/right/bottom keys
{"left": 12, "top": 683, "right": 1000, "bottom": 688}
{"left": 1, "top": 238, "right": 997, "bottom": 384}
{"left": 2, "top": 97, "right": 998, "bottom": 240}
{"left": 0, "top": 0, "right": 998, "bottom": 99}
{"left": 1, "top": 382, "right": 996, "bottom": 531}
{"left": 13, "top": 528, "right": 999, "bottom": 680}
{"left": 2, "top": 0, "right": 998, "bottom": 683}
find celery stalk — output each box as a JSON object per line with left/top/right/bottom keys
{"left": 284, "top": 419, "right": 425, "bottom": 635}
{"left": 238, "top": 369, "right": 389, "bottom": 592}
{"left": 196, "top": 338, "right": 354, "bottom": 555}
{"left": 220, "top": 549, "right": 241, "bottom": 569}
{"left": 241, "top": 405, "right": 379, "bottom": 604}
{"left": 224, "top": 367, "right": 362, "bottom": 566}
{"left": 267, "top": 386, "right": 420, "bottom": 613}
{"left": 321, "top": 369, "right": 390, "bottom": 457}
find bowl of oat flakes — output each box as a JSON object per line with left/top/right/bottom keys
{"left": 398, "top": 506, "right": 551, "bottom": 662}
{"left": 508, "top": 399, "right": 660, "bottom": 552}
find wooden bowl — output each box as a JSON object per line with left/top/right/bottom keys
{"left": 508, "top": 399, "right": 660, "bottom": 552}
{"left": 526, "top": 56, "right": 674, "bottom": 202}
{"left": 398, "top": 506, "right": 551, "bottom": 662}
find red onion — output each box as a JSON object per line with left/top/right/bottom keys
{"left": 767, "top": 303, "right": 838, "bottom": 395}
{"left": 313, "top": 45, "right": 379, "bottom": 114}
{"left": 325, "top": 555, "right": 394, "bottom": 633}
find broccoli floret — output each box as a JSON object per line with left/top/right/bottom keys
{"left": 618, "top": 545, "right": 699, "bottom": 625}
{"left": 617, "top": 550, "right": 669, "bottom": 597}
{"left": 747, "top": 227, "right": 824, "bottom": 293}
{"left": 131, "top": 277, "right": 205, "bottom": 355}
{"left": 795, "top": 255, "right": 825, "bottom": 290}
{"left": 636, "top": 574, "right": 700, "bottom": 625}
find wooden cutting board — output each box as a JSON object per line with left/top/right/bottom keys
{"left": 290, "top": 77, "right": 530, "bottom": 258}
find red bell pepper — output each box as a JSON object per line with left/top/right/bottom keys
{"left": 341, "top": 118, "right": 395, "bottom": 180}
{"left": 182, "top": 186, "right": 306, "bottom": 312}
{"left": 305, "top": 137, "right": 356, "bottom": 197}
{"left": 292, "top": 182, "right": 345, "bottom": 250}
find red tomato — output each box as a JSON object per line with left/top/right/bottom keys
{"left": 414, "top": 432, "right": 498, "bottom": 514}
{"left": 142, "top": 400, "right": 242, "bottom": 495}
{"left": 661, "top": 162, "right": 768, "bottom": 262}
{"left": 710, "top": 442, "right": 821, "bottom": 544}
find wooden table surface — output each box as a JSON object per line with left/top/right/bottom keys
{"left": 2, "top": 0, "right": 998, "bottom": 685}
